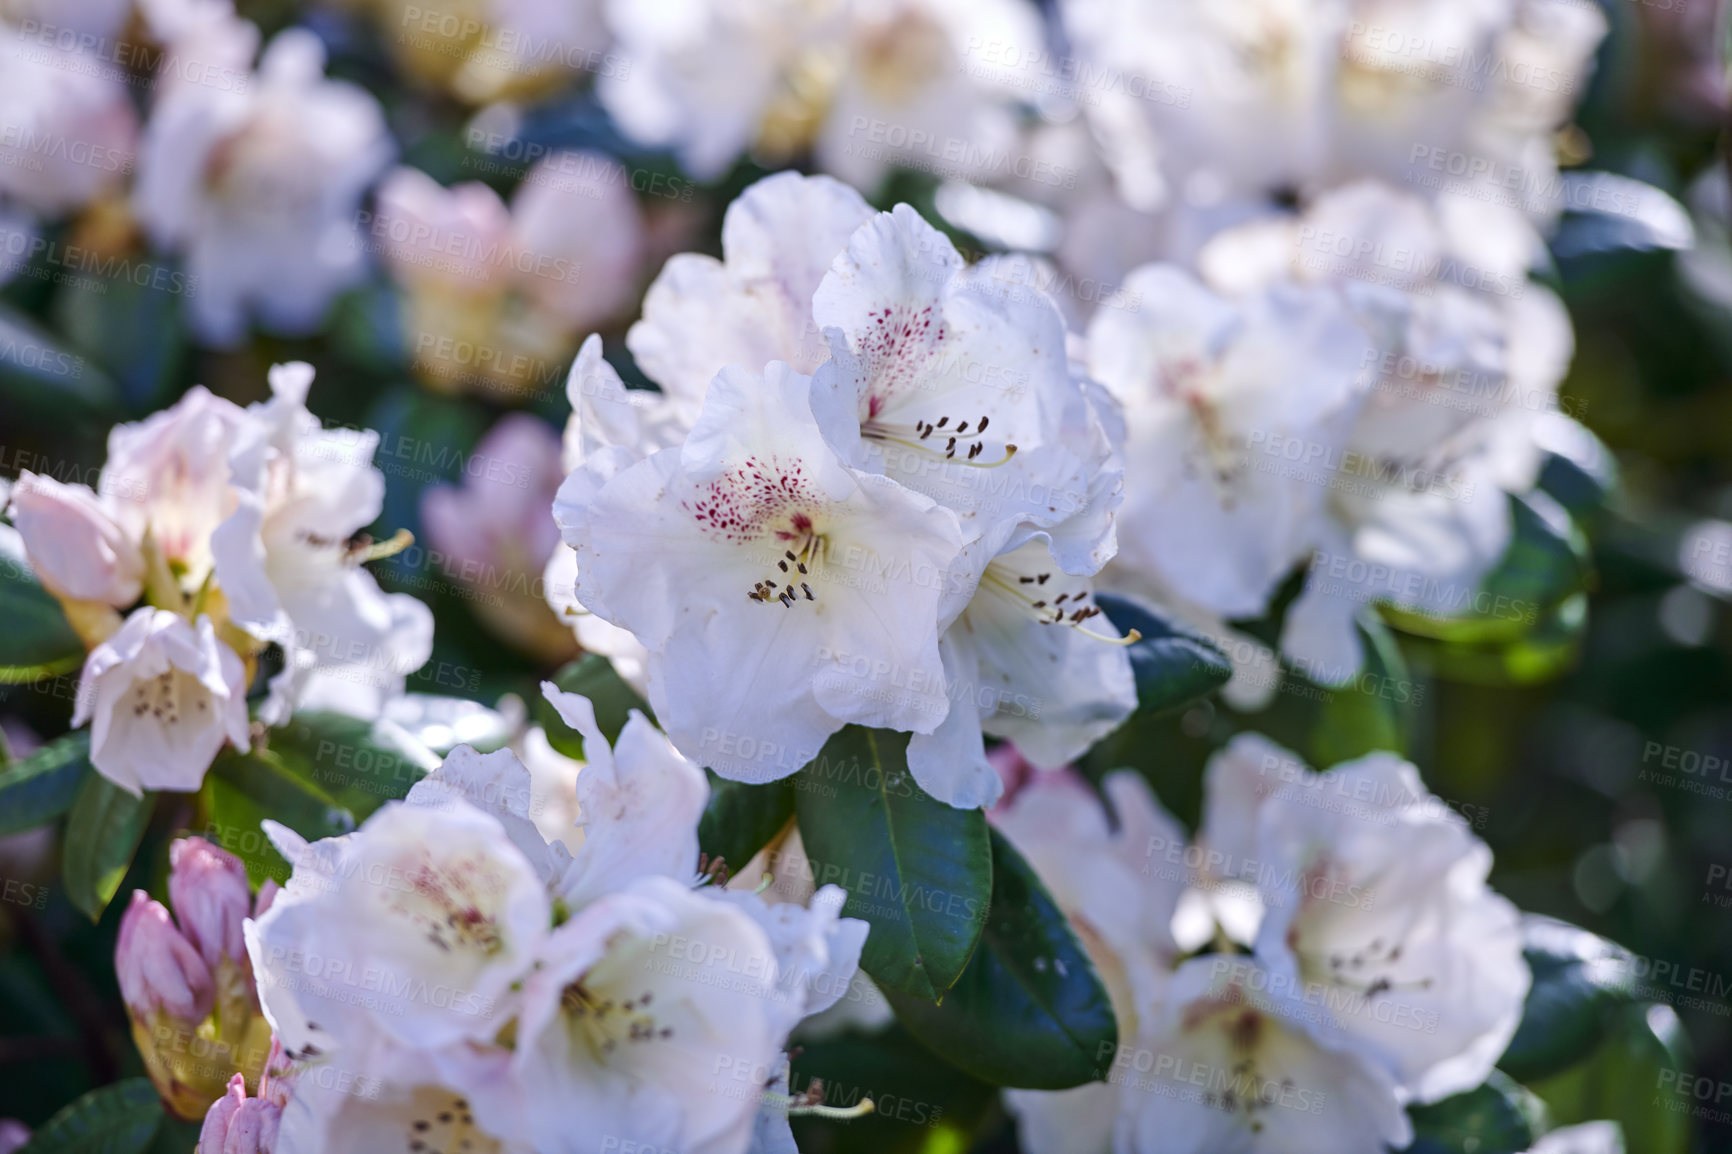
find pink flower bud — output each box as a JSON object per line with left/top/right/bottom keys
{"left": 199, "top": 1074, "right": 280, "bottom": 1154}
{"left": 0, "top": 1119, "right": 29, "bottom": 1154}
{"left": 253, "top": 879, "right": 280, "bottom": 920}
{"left": 169, "top": 838, "right": 253, "bottom": 968}
{"left": 116, "top": 890, "right": 214, "bottom": 1024}
{"left": 8, "top": 472, "right": 144, "bottom": 606}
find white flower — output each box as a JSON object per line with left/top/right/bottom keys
{"left": 1250, "top": 749, "right": 1530, "bottom": 1103}
{"left": 72, "top": 607, "right": 249, "bottom": 794}
{"left": 627, "top": 171, "right": 875, "bottom": 410}
{"left": 810, "top": 206, "right": 1114, "bottom": 568}
{"left": 374, "top": 153, "right": 646, "bottom": 386}
{"left": 468, "top": 875, "right": 784, "bottom": 1154}
{"left": 248, "top": 799, "right": 550, "bottom": 1053}
{"left": 101, "top": 385, "right": 253, "bottom": 592}
{"left": 271, "top": 1035, "right": 526, "bottom": 1154}
{"left": 133, "top": 26, "right": 393, "bottom": 345}
{"left": 554, "top": 359, "right": 966, "bottom": 783}
{"left": 909, "top": 537, "right": 1136, "bottom": 808}
{"left": 994, "top": 771, "right": 1193, "bottom": 1154}
{"left": 600, "top": 0, "right": 1039, "bottom": 189}
{"left": 7, "top": 472, "right": 144, "bottom": 606}
{"left": 1086, "top": 264, "right": 1372, "bottom": 621}
{"left": 540, "top": 683, "right": 710, "bottom": 909}
{"left": 212, "top": 362, "right": 433, "bottom": 721}
{"left": 0, "top": 25, "right": 137, "bottom": 216}
{"left": 1109, "top": 956, "right": 1413, "bottom": 1154}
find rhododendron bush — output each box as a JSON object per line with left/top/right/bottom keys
{"left": 0, "top": 0, "right": 1724, "bottom": 1152}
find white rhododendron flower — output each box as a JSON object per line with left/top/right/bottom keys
{"left": 7, "top": 472, "right": 144, "bottom": 607}
{"left": 248, "top": 685, "right": 865, "bottom": 1154}
{"left": 214, "top": 362, "right": 433, "bottom": 718}
{"left": 1087, "top": 264, "right": 1373, "bottom": 621}
{"left": 72, "top": 607, "right": 249, "bottom": 793}
{"left": 627, "top": 171, "right": 875, "bottom": 409}
{"left": 133, "top": 24, "right": 393, "bottom": 344}
{"left": 913, "top": 537, "right": 1137, "bottom": 807}
{"left": 373, "top": 155, "right": 646, "bottom": 398}
{"left": 1246, "top": 747, "right": 1531, "bottom": 1103}
{"left": 555, "top": 360, "right": 967, "bottom": 782}
{"left": 1113, "top": 956, "right": 1413, "bottom": 1154}
{"left": 1059, "top": 0, "right": 1605, "bottom": 224}
{"left": 0, "top": 24, "right": 137, "bottom": 216}
{"left": 600, "top": 0, "right": 1042, "bottom": 189}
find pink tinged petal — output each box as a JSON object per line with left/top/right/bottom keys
{"left": 8, "top": 472, "right": 144, "bottom": 606}
{"left": 199, "top": 1075, "right": 247, "bottom": 1154}
{"left": 169, "top": 837, "right": 254, "bottom": 968}
{"left": 116, "top": 890, "right": 215, "bottom": 1023}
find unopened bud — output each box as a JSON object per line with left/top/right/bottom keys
{"left": 169, "top": 838, "right": 253, "bottom": 968}
{"left": 198, "top": 1074, "right": 280, "bottom": 1154}
{"left": 116, "top": 891, "right": 214, "bottom": 1024}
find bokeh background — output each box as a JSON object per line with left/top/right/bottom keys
{"left": 0, "top": 0, "right": 1729, "bottom": 1150}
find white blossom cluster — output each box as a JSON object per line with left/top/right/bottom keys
{"left": 6, "top": 363, "right": 431, "bottom": 791}
{"left": 995, "top": 735, "right": 1530, "bottom": 1153}
{"left": 230, "top": 683, "right": 864, "bottom": 1154}
{"left": 549, "top": 172, "right": 1136, "bottom": 810}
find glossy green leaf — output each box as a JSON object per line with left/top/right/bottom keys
{"left": 0, "top": 555, "right": 84, "bottom": 677}
{"left": 1095, "top": 592, "right": 1232, "bottom": 714}
{"left": 697, "top": 771, "right": 794, "bottom": 880}
{"left": 50, "top": 262, "right": 187, "bottom": 414}
{"left": 0, "top": 730, "right": 91, "bottom": 836}
{"left": 1307, "top": 613, "right": 1417, "bottom": 765}
{"left": 202, "top": 748, "right": 358, "bottom": 886}
{"left": 793, "top": 726, "right": 991, "bottom": 1002}
{"left": 788, "top": 1023, "right": 998, "bottom": 1154}
{"left": 1402, "top": 1070, "right": 1543, "bottom": 1154}
{"left": 265, "top": 710, "right": 440, "bottom": 820}
{"left": 1498, "top": 915, "right": 1637, "bottom": 1083}
{"left": 15, "top": 1078, "right": 162, "bottom": 1154}
{"left": 62, "top": 773, "right": 151, "bottom": 921}
{"left": 1526, "top": 1003, "right": 1689, "bottom": 1154}
{"left": 0, "top": 302, "right": 119, "bottom": 424}
{"left": 537, "top": 653, "right": 654, "bottom": 760}
{"left": 886, "top": 828, "right": 1117, "bottom": 1088}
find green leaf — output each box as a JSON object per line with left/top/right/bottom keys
{"left": 0, "top": 730, "right": 91, "bottom": 835}
{"left": 16, "top": 1078, "right": 163, "bottom": 1154}
{"left": 0, "top": 554, "right": 84, "bottom": 676}
{"left": 0, "top": 302, "right": 120, "bottom": 424}
{"left": 537, "top": 653, "right": 653, "bottom": 760}
{"left": 264, "top": 711, "right": 441, "bottom": 820}
{"left": 885, "top": 827, "right": 1118, "bottom": 1088}
{"left": 61, "top": 773, "right": 151, "bottom": 922}
{"left": 201, "top": 748, "right": 358, "bottom": 886}
{"left": 1403, "top": 1070, "right": 1543, "bottom": 1154}
{"left": 697, "top": 772, "right": 795, "bottom": 879}
{"left": 50, "top": 261, "right": 187, "bottom": 415}
{"left": 1308, "top": 613, "right": 1417, "bottom": 764}
{"left": 1498, "top": 915, "right": 1637, "bottom": 1083}
{"left": 1526, "top": 1003, "right": 1689, "bottom": 1154}
{"left": 788, "top": 1023, "right": 999, "bottom": 1154}
{"left": 792, "top": 727, "right": 991, "bottom": 1002}
{"left": 1095, "top": 592, "right": 1231, "bottom": 714}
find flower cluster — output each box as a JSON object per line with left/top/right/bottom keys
{"left": 995, "top": 734, "right": 1529, "bottom": 1153}
{"left": 551, "top": 172, "right": 1135, "bottom": 808}
{"left": 234, "top": 683, "right": 864, "bottom": 1154}
{"left": 6, "top": 362, "right": 429, "bottom": 792}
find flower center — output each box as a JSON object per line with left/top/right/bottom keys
{"left": 748, "top": 518, "right": 827, "bottom": 608}
{"left": 402, "top": 1090, "right": 500, "bottom": 1154}
{"left": 977, "top": 564, "right": 1140, "bottom": 645}
{"left": 863, "top": 410, "right": 1018, "bottom": 467}
{"left": 561, "top": 980, "right": 672, "bottom": 1061}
